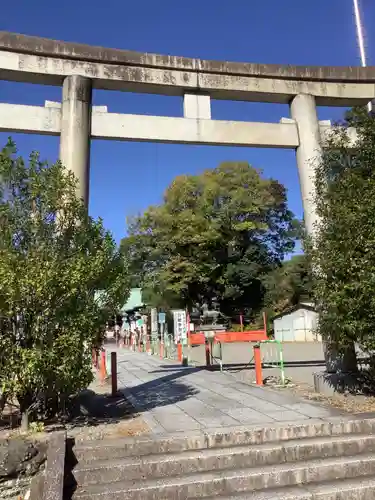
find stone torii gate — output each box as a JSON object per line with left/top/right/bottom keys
{"left": 0, "top": 32, "right": 374, "bottom": 237}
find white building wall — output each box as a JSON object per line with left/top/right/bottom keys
{"left": 274, "top": 308, "right": 321, "bottom": 342}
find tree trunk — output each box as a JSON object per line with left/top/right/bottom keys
{"left": 0, "top": 392, "right": 7, "bottom": 414}
{"left": 323, "top": 339, "right": 358, "bottom": 373}
{"left": 20, "top": 411, "right": 29, "bottom": 432}
{"left": 17, "top": 390, "right": 34, "bottom": 431}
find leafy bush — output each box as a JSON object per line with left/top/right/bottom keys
{"left": 0, "top": 140, "right": 129, "bottom": 427}
{"left": 312, "top": 108, "right": 375, "bottom": 360}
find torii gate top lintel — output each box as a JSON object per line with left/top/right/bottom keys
{"left": 0, "top": 31, "right": 373, "bottom": 235}
{"left": 0, "top": 31, "right": 374, "bottom": 105}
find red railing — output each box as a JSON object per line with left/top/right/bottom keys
{"left": 189, "top": 329, "right": 267, "bottom": 345}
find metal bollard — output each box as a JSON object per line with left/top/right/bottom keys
{"left": 253, "top": 344, "right": 263, "bottom": 386}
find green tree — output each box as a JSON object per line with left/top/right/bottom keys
{"left": 263, "top": 254, "right": 313, "bottom": 316}
{"left": 121, "top": 162, "right": 298, "bottom": 318}
{"left": 312, "top": 108, "right": 375, "bottom": 365}
{"left": 0, "top": 140, "right": 129, "bottom": 428}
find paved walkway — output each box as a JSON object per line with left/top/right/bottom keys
{"left": 115, "top": 349, "right": 342, "bottom": 434}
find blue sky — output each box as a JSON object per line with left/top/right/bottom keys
{"left": 0, "top": 0, "right": 374, "bottom": 245}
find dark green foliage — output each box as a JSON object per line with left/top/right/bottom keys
{"left": 0, "top": 140, "right": 130, "bottom": 425}
{"left": 263, "top": 253, "right": 313, "bottom": 315}
{"left": 312, "top": 108, "right": 375, "bottom": 352}
{"left": 121, "top": 162, "right": 299, "bottom": 319}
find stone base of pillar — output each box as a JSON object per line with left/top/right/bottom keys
{"left": 323, "top": 341, "right": 358, "bottom": 373}
{"left": 313, "top": 370, "right": 361, "bottom": 397}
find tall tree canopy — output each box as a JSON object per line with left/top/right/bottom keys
{"left": 0, "top": 140, "right": 129, "bottom": 426}
{"left": 121, "top": 162, "right": 299, "bottom": 318}
{"left": 312, "top": 108, "right": 375, "bottom": 354}
{"left": 263, "top": 253, "right": 312, "bottom": 317}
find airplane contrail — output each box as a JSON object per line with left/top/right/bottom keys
{"left": 352, "top": 0, "right": 372, "bottom": 112}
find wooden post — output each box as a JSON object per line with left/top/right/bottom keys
{"left": 253, "top": 344, "right": 263, "bottom": 386}
{"left": 263, "top": 311, "right": 267, "bottom": 336}
{"left": 186, "top": 312, "right": 191, "bottom": 365}
{"left": 111, "top": 352, "right": 117, "bottom": 396}
{"left": 177, "top": 342, "right": 183, "bottom": 362}
{"left": 205, "top": 339, "right": 211, "bottom": 368}
{"left": 240, "top": 314, "right": 244, "bottom": 332}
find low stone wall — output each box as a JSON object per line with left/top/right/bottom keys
{"left": 0, "top": 434, "right": 47, "bottom": 499}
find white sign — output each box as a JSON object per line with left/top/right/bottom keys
{"left": 173, "top": 310, "right": 187, "bottom": 342}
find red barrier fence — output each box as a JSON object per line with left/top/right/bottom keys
{"left": 189, "top": 325, "right": 268, "bottom": 385}
{"left": 189, "top": 330, "right": 267, "bottom": 345}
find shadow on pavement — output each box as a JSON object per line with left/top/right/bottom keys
{"left": 67, "top": 389, "right": 135, "bottom": 428}
{"left": 121, "top": 367, "right": 201, "bottom": 412}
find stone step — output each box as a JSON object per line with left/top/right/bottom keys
{"left": 72, "top": 453, "right": 375, "bottom": 499}
{"left": 74, "top": 417, "right": 375, "bottom": 463}
{"left": 202, "top": 477, "right": 375, "bottom": 499}
{"left": 73, "top": 433, "right": 375, "bottom": 486}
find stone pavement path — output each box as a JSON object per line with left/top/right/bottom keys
{"left": 115, "top": 348, "right": 343, "bottom": 434}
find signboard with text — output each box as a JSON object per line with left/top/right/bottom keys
{"left": 172, "top": 309, "right": 187, "bottom": 343}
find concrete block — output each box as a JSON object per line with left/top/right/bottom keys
{"left": 42, "top": 431, "right": 66, "bottom": 500}
{"left": 224, "top": 407, "right": 273, "bottom": 424}
{"left": 221, "top": 390, "right": 281, "bottom": 412}
{"left": 176, "top": 398, "right": 222, "bottom": 417}
{"left": 151, "top": 406, "right": 201, "bottom": 432}
{"left": 195, "top": 415, "right": 240, "bottom": 427}
{"left": 195, "top": 392, "right": 245, "bottom": 410}
{"left": 240, "top": 386, "right": 300, "bottom": 405}
{"left": 183, "top": 93, "right": 211, "bottom": 119}
{"left": 283, "top": 403, "right": 342, "bottom": 419}
{"left": 313, "top": 371, "right": 361, "bottom": 397}
{"left": 265, "top": 410, "right": 310, "bottom": 422}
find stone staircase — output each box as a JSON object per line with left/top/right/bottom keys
{"left": 67, "top": 417, "right": 375, "bottom": 499}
